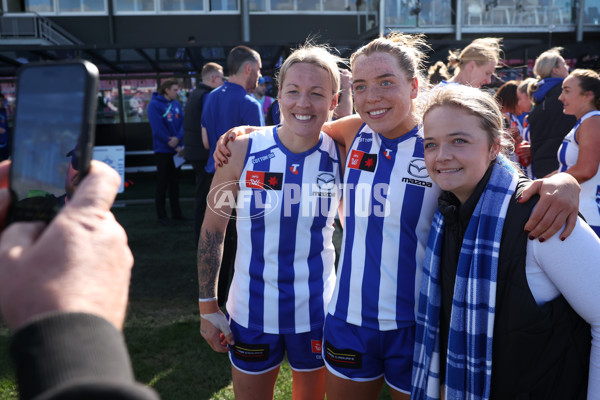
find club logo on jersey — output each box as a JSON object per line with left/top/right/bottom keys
{"left": 232, "top": 342, "right": 269, "bottom": 362}
{"left": 596, "top": 186, "right": 600, "bottom": 209}
{"left": 245, "top": 171, "right": 283, "bottom": 190}
{"left": 290, "top": 164, "right": 300, "bottom": 175}
{"left": 383, "top": 148, "right": 392, "bottom": 160}
{"left": 324, "top": 341, "right": 362, "bottom": 369}
{"left": 408, "top": 158, "right": 429, "bottom": 178}
{"left": 348, "top": 150, "right": 377, "bottom": 172}
{"left": 312, "top": 340, "right": 322, "bottom": 354}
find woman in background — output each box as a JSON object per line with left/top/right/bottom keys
{"left": 557, "top": 69, "right": 600, "bottom": 237}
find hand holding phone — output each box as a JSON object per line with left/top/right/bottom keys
{"left": 8, "top": 61, "right": 99, "bottom": 223}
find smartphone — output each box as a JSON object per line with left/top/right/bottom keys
{"left": 8, "top": 60, "right": 99, "bottom": 223}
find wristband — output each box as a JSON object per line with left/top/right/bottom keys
{"left": 198, "top": 297, "right": 217, "bottom": 303}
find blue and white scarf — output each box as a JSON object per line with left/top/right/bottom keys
{"left": 412, "top": 155, "right": 519, "bottom": 400}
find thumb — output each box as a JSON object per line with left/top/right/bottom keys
{"left": 517, "top": 179, "right": 540, "bottom": 203}
{"left": 66, "top": 161, "right": 120, "bottom": 213}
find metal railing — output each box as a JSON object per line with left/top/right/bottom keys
{"left": 0, "top": 13, "right": 83, "bottom": 45}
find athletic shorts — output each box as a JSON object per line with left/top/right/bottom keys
{"left": 228, "top": 318, "right": 325, "bottom": 374}
{"left": 322, "top": 314, "right": 414, "bottom": 394}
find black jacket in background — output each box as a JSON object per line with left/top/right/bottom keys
{"left": 528, "top": 84, "right": 577, "bottom": 178}
{"left": 183, "top": 83, "right": 213, "bottom": 162}
{"left": 10, "top": 313, "right": 160, "bottom": 400}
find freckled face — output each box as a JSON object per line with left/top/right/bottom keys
{"left": 423, "top": 105, "right": 499, "bottom": 203}
{"left": 351, "top": 52, "right": 419, "bottom": 139}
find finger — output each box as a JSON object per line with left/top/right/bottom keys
{"left": 0, "top": 221, "right": 46, "bottom": 254}
{"left": 523, "top": 199, "right": 549, "bottom": 237}
{"left": 0, "top": 160, "right": 10, "bottom": 189}
{"left": 66, "top": 161, "right": 120, "bottom": 213}
{"left": 560, "top": 212, "right": 578, "bottom": 241}
{"left": 535, "top": 210, "right": 568, "bottom": 242}
{"left": 223, "top": 332, "right": 235, "bottom": 346}
{"left": 518, "top": 180, "right": 540, "bottom": 204}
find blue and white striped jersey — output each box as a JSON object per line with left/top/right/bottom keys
{"left": 558, "top": 110, "right": 600, "bottom": 230}
{"left": 226, "top": 126, "right": 342, "bottom": 334}
{"left": 328, "top": 123, "right": 440, "bottom": 331}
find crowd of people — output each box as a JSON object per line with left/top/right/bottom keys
{"left": 1, "top": 33, "right": 599, "bottom": 400}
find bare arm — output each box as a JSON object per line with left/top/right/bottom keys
{"left": 564, "top": 117, "right": 600, "bottom": 183}
{"left": 197, "top": 137, "right": 247, "bottom": 352}
{"left": 519, "top": 172, "right": 580, "bottom": 241}
{"left": 202, "top": 126, "right": 209, "bottom": 150}
{"left": 322, "top": 114, "right": 364, "bottom": 150}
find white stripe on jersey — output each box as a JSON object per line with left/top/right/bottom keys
{"left": 328, "top": 123, "right": 440, "bottom": 331}
{"left": 227, "top": 126, "right": 342, "bottom": 334}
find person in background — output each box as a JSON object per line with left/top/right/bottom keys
{"left": 0, "top": 160, "right": 160, "bottom": 400}
{"left": 443, "top": 37, "right": 502, "bottom": 88}
{"left": 183, "top": 62, "right": 225, "bottom": 243}
{"left": 332, "top": 69, "right": 354, "bottom": 119}
{"left": 556, "top": 69, "right": 600, "bottom": 237}
{"left": 251, "top": 76, "right": 275, "bottom": 120}
{"left": 426, "top": 60, "right": 450, "bottom": 86}
{"left": 494, "top": 80, "right": 533, "bottom": 177}
{"left": 528, "top": 47, "right": 577, "bottom": 178}
{"left": 413, "top": 83, "right": 599, "bottom": 400}
{"left": 147, "top": 78, "right": 186, "bottom": 227}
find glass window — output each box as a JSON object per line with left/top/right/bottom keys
{"left": 419, "top": 0, "right": 451, "bottom": 25}
{"left": 59, "top": 0, "right": 105, "bottom": 11}
{"left": 122, "top": 79, "right": 156, "bottom": 123}
{"left": 323, "top": 0, "right": 350, "bottom": 11}
{"left": 250, "top": 0, "right": 265, "bottom": 10}
{"left": 584, "top": 0, "right": 600, "bottom": 24}
{"left": 97, "top": 80, "right": 121, "bottom": 124}
{"left": 114, "top": 0, "right": 155, "bottom": 12}
{"left": 270, "top": 0, "right": 293, "bottom": 10}
{"left": 161, "top": 0, "right": 203, "bottom": 10}
{"left": 25, "top": 0, "right": 54, "bottom": 12}
{"left": 209, "top": 0, "right": 237, "bottom": 10}
{"left": 298, "top": 0, "right": 319, "bottom": 10}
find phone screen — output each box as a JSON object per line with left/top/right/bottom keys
{"left": 10, "top": 62, "right": 97, "bottom": 222}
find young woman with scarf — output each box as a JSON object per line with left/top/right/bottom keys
{"left": 412, "top": 84, "right": 600, "bottom": 400}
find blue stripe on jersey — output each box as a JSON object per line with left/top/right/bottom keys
{"left": 395, "top": 136, "right": 425, "bottom": 318}
{"left": 558, "top": 143, "right": 569, "bottom": 172}
{"left": 335, "top": 127, "right": 376, "bottom": 321}
{"left": 278, "top": 157, "right": 302, "bottom": 331}
{"left": 308, "top": 149, "right": 336, "bottom": 329}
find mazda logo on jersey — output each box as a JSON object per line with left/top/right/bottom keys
{"left": 408, "top": 158, "right": 429, "bottom": 178}
{"left": 316, "top": 172, "right": 336, "bottom": 190}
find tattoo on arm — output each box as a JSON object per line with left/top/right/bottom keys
{"left": 197, "top": 230, "right": 225, "bottom": 298}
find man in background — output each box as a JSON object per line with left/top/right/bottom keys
{"left": 184, "top": 62, "right": 225, "bottom": 243}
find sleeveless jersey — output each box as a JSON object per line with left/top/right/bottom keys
{"left": 557, "top": 110, "right": 600, "bottom": 230}
{"left": 328, "top": 123, "right": 440, "bottom": 331}
{"left": 227, "top": 126, "right": 342, "bottom": 334}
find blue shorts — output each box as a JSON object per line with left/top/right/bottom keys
{"left": 322, "top": 314, "right": 414, "bottom": 394}
{"left": 228, "top": 318, "right": 325, "bottom": 374}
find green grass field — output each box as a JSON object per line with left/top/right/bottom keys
{"left": 0, "top": 171, "right": 394, "bottom": 399}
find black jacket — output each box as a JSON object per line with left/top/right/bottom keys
{"left": 10, "top": 313, "right": 160, "bottom": 400}
{"left": 528, "top": 84, "right": 577, "bottom": 178}
{"left": 183, "top": 83, "right": 213, "bottom": 162}
{"left": 438, "top": 171, "right": 590, "bottom": 399}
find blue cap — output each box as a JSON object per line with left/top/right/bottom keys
{"left": 258, "top": 77, "right": 267, "bottom": 85}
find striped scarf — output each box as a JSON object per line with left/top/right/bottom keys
{"left": 412, "top": 155, "right": 519, "bottom": 400}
